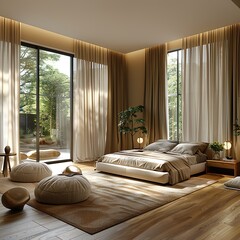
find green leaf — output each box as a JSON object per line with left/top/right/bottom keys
{"left": 118, "top": 105, "right": 147, "bottom": 140}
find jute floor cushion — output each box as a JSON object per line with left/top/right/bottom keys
{"left": 1, "top": 187, "right": 30, "bottom": 211}
{"left": 34, "top": 174, "right": 91, "bottom": 204}
{"left": 10, "top": 162, "right": 52, "bottom": 183}
{"left": 224, "top": 177, "right": 240, "bottom": 190}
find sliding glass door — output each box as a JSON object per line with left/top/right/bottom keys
{"left": 20, "top": 44, "right": 72, "bottom": 162}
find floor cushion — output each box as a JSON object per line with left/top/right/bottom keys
{"left": 27, "top": 149, "right": 61, "bottom": 160}
{"left": 10, "top": 162, "right": 52, "bottom": 182}
{"left": 224, "top": 177, "right": 240, "bottom": 190}
{"left": 34, "top": 174, "right": 91, "bottom": 204}
{"left": 1, "top": 187, "right": 30, "bottom": 211}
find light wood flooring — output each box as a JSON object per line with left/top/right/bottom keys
{"left": 1, "top": 162, "right": 240, "bottom": 240}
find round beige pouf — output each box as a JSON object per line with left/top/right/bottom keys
{"left": 62, "top": 165, "right": 82, "bottom": 175}
{"left": 1, "top": 187, "right": 30, "bottom": 211}
{"left": 10, "top": 162, "right": 52, "bottom": 183}
{"left": 34, "top": 174, "right": 91, "bottom": 204}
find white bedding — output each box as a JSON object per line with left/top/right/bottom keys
{"left": 97, "top": 150, "right": 204, "bottom": 185}
{"left": 96, "top": 140, "right": 209, "bottom": 185}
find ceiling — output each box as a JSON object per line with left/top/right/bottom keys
{"left": 0, "top": 0, "right": 240, "bottom": 53}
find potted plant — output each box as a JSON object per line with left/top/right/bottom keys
{"left": 209, "top": 141, "right": 224, "bottom": 159}
{"left": 118, "top": 105, "right": 147, "bottom": 148}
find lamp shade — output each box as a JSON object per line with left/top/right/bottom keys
{"left": 137, "top": 137, "right": 143, "bottom": 144}
{"left": 223, "top": 141, "right": 232, "bottom": 150}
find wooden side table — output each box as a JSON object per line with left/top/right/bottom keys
{"left": 0, "top": 146, "right": 16, "bottom": 177}
{"left": 206, "top": 159, "right": 240, "bottom": 177}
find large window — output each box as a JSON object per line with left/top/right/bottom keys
{"left": 20, "top": 44, "right": 73, "bottom": 162}
{"left": 167, "top": 50, "right": 182, "bottom": 141}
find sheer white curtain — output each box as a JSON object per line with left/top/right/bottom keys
{"left": 0, "top": 17, "right": 20, "bottom": 165}
{"left": 73, "top": 40, "right": 108, "bottom": 161}
{"left": 182, "top": 29, "right": 231, "bottom": 144}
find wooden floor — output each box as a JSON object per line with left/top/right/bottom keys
{"left": 1, "top": 162, "right": 240, "bottom": 240}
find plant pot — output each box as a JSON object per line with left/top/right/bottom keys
{"left": 213, "top": 151, "right": 220, "bottom": 160}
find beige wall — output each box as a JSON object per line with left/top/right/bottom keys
{"left": 167, "top": 39, "right": 182, "bottom": 52}
{"left": 125, "top": 49, "right": 145, "bottom": 107}
{"left": 21, "top": 23, "right": 74, "bottom": 54}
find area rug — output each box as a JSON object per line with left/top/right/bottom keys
{"left": 0, "top": 173, "right": 216, "bottom": 234}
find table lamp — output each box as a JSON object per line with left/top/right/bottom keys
{"left": 223, "top": 141, "right": 232, "bottom": 159}
{"left": 137, "top": 137, "right": 143, "bottom": 149}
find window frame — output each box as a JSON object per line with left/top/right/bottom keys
{"left": 20, "top": 42, "right": 74, "bottom": 162}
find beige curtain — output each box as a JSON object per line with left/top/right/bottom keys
{"left": 0, "top": 17, "right": 20, "bottom": 166}
{"left": 182, "top": 27, "right": 232, "bottom": 145}
{"left": 105, "top": 50, "right": 128, "bottom": 153}
{"left": 73, "top": 40, "right": 108, "bottom": 161}
{"left": 144, "top": 44, "right": 168, "bottom": 144}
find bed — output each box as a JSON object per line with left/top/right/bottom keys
{"left": 96, "top": 140, "right": 210, "bottom": 185}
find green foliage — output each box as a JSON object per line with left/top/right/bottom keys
{"left": 118, "top": 105, "right": 147, "bottom": 148}
{"left": 209, "top": 141, "right": 224, "bottom": 152}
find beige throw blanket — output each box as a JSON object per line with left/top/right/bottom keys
{"left": 98, "top": 150, "right": 192, "bottom": 185}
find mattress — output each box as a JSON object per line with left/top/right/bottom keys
{"left": 96, "top": 161, "right": 206, "bottom": 184}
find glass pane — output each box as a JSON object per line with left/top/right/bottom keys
{"left": 167, "top": 51, "right": 178, "bottom": 140}
{"left": 167, "top": 50, "right": 182, "bottom": 141}
{"left": 178, "top": 51, "right": 182, "bottom": 93}
{"left": 39, "top": 50, "right": 71, "bottom": 161}
{"left": 178, "top": 50, "right": 182, "bottom": 141}
{"left": 20, "top": 46, "right": 37, "bottom": 153}
{"left": 167, "top": 51, "right": 178, "bottom": 96}
{"left": 168, "top": 95, "right": 178, "bottom": 140}
{"left": 178, "top": 94, "right": 182, "bottom": 140}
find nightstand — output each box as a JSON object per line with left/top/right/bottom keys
{"left": 206, "top": 159, "right": 240, "bottom": 177}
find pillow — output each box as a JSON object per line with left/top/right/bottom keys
{"left": 191, "top": 142, "right": 209, "bottom": 153}
{"left": 170, "top": 143, "right": 200, "bottom": 155}
{"left": 195, "top": 150, "right": 208, "bottom": 163}
{"left": 205, "top": 147, "right": 214, "bottom": 159}
{"left": 144, "top": 140, "right": 178, "bottom": 152}
{"left": 224, "top": 177, "right": 240, "bottom": 190}
{"left": 156, "top": 139, "right": 179, "bottom": 143}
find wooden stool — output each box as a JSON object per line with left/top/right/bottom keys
{"left": 0, "top": 146, "right": 16, "bottom": 177}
